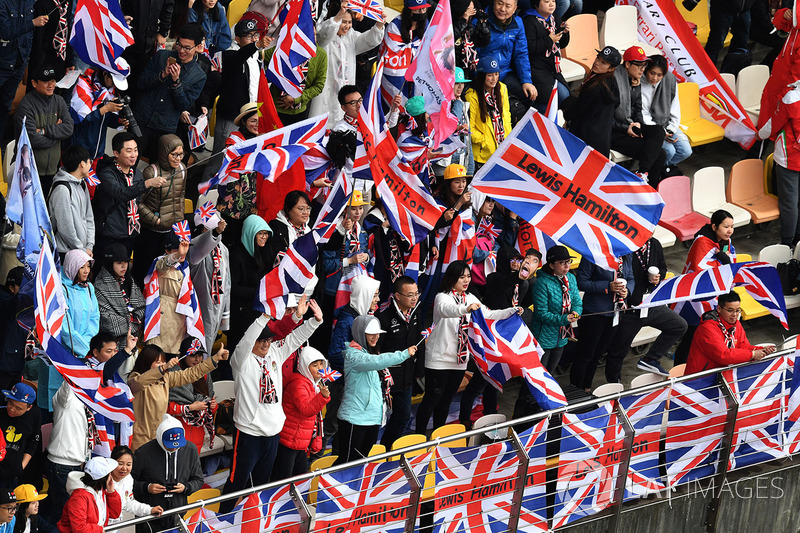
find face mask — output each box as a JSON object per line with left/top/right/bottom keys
{"left": 412, "top": 12, "right": 427, "bottom": 22}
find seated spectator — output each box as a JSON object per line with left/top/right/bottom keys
{"left": 466, "top": 55, "right": 511, "bottom": 170}
{"left": 94, "top": 132, "right": 167, "bottom": 258}
{"left": 0, "top": 384, "right": 41, "bottom": 489}
{"left": 133, "top": 134, "right": 188, "bottom": 283}
{"left": 336, "top": 316, "right": 416, "bottom": 464}
{"left": 0, "top": 268, "right": 27, "bottom": 391}
{"left": 522, "top": 0, "right": 571, "bottom": 114}
{"left": 477, "top": 0, "right": 537, "bottom": 121}
{"left": 452, "top": 0, "right": 491, "bottom": 76}
{"left": 187, "top": 0, "right": 232, "bottom": 56}
{"left": 48, "top": 145, "right": 95, "bottom": 261}
{"left": 131, "top": 417, "right": 203, "bottom": 533}
{"left": 108, "top": 446, "right": 163, "bottom": 525}
{"left": 188, "top": 218, "right": 231, "bottom": 352}
{"left": 14, "top": 64, "right": 74, "bottom": 194}
{"left": 12, "top": 485, "right": 43, "bottom": 533}
{"left": 69, "top": 68, "right": 128, "bottom": 159}
{"left": 133, "top": 23, "right": 207, "bottom": 162}
{"left": 611, "top": 46, "right": 666, "bottom": 184}
{"left": 642, "top": 55, "right": 692, "bottom": 179}
{"left": 167, "top": 337, "right": 217, "bottom": 452}
{"left": 263, "top": 44, "right": 327, "bottom": 125}
{"left": 272, "top": 347, "right": 330, "bottom": 481}
{"left": 686, "top": 291, "right": 776, "bottom": 374}
{"left": 0, "top": 490, "right": 16, "bottom": 533}
{"left": 127, "top": 343, "right": 228, "bottom": 450}
{"left": 219, "top": 299, "right": 323, "bottom": 514}
{"left": 94, "top": 244, "right": 145, "bottom": 351}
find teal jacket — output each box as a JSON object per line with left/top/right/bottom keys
{"left": 529, "top": 269, "right": 582, "bottom": 350}
{"left": 338, "top": 343, "right": 410, "bottom": 426}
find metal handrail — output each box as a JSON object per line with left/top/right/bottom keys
{"left": 106, "top": 346, "right": 797, "bottom": 531}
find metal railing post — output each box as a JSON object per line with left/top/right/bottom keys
{"left": 704, "top": 375, "right": 739, "bottom": 533}
{"left": 399, "top": 454, "right": 423, "bottom": 533}
{"left": 289, "top": 483, "right": 312, "bottom": 533}
{"left": 607, "top": 401, "right": 635, "bottom": 533}
{"left": 506, "top": 429, "right": 532, "bottom": 533}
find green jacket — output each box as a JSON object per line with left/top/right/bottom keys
{"left": 529, "top": 269, "right": 583, "bottom": 350}
{"left": 264, "top": 46, "right": 328, "bottom": 115}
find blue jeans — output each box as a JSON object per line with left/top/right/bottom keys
{"left": 40, "top": 460, "right": 83, "bottom": 532}
{"left": 0, "top": 64, "right": 25, "bottom": 141}
{"left": 663, "top": 130, "right": 692, "bottom": 166}
{"left": 776, "top": 164, "right": 800, "bottom": 245}
{"left": 705, "top": 4, "right": 751, "bottom": 65}
{"left": 381, "top": 386, "right": 413, "bottom": 448}
{"left": 556, "top": 0, "right": 583, "bottom": 19}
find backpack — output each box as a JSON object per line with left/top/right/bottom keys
{"left": 777, "top": 259, "right": 800, "bottom": 296}
{"left": 214, "top": 398, "right": 236, "bottom": 436}
{"left": 721, "top": 48, "right": 752, "bottom": 76}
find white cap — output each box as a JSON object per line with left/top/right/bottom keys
{"left": 84, "top": 457, "right": 118, "bottom": 480}
{"left": 363, "top": 319, "right": 386, "bottom": 335}
{"left": 110, "top": 57, "right": 131, "bottom": 91}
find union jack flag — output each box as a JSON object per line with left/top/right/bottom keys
{"left": 477, "top": 218, "right": 500, "bottom": 239}
{"left": 428, "top": 212, "right": 475, "bottom": 273}
{"left": 722, "top": 355, "right": 788, "bottom": 470}
{"left": 91, "top": 412, "right": 132, "bottom": 457}
{"left": 142, "top": 261, "right": 161, "bottom": 342}
{"left": 544, "top": 81, "right": 559, "bottom": 123}
{"left": 315, "top": 454, "right": 430, "bottom": 533}
{"left": 467, "top": 310, "right": 567, "bottom": 412}
{"left": 785, "top": 337, "right": 800, "bottom": 455}
{"left": 318, "top": 366, "right": 341, "bottom": 383}
{"left": 664, "top": 374, "right": 728, "bottom": 487}
{"left": 428, "top": 134, "right": 466, "bottom": 163}
{"left": 618, "top": 388, "right": 669, "bottom": 500}
{"left": 182, "top": 506, "right": 222, "bottom": 533}
{"left": 86, "top": 166, "right": 101, "bottom": 187}
{"left": 256, "top": 231, "right": 321, "bottom": 319}
{"left": 357, "top": 60, "right": 445, "bottom": 245}
{"left": 69, "top": 0, "right": 135, "bottom": 78}
{"left": 403, "top": 245, "right": 422, "bottom": 282}
{"left": 348, "top": 0, "right": 384, "bottom": 22}
{"left": 554, "top": 403, "right": 624, "bottom": 528}
{"left": 517, "top": 418, "right": 551, "bottom": 532}
{"left": 70, "top": 69, "right": 114, "bottom": 123}
{"left": 516, "top": 219, "right": 554, "bottom": 256}
{"left": 421, "top": 323, "right": 436, "bottom": 339}
{"left": 312, "top": 170, "right": 352, "bottom": 242}
{"left": 379, "top": 17, "right": 423, "bottom": 108}
{"left": 199, "top": 114, "right": 328, "bottom": 195}
{"left": 472, "top": 109, "right": 664, "bottom": 271}
{"left": 397, "top": 129, "right": 432, "bottom": 187}
{"left": 194, "top": 202, "right": 217, "bottom": 225}
{"left": 172, "top": 220, "right": 192, "bottom": 242}
{"left": 34, "top": 240, "right": 66, "bottom": 342}
{"left": 334, "top": 263, "right": 369, "bottom": 310}
{"left": 143, "top": 257, "right": 206, "bottom": 347}
{"left": 189, "top": 114, "right": 209, "bottom": 150}
{"left": 266, "top": 0, "right": 316, "bottom": 98}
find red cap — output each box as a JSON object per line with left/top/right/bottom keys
{"left": 623, "top": 46, "right": 649, "bottom": 63}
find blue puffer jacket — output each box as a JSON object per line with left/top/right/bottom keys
{"left": 475, "top": 8, "right": 532, "bottom": 85}
{"left": 187, "top": 6, "right": 232, "bottom": 56}
{"left": 575, "top": 256, "right": 635, "bottom": 315}
{"left": 0, "top": 0, "right": 35, "bottom": 70}
{"left": 134, "top": 50, "right": 207, "bottom": 132}
{"left": 529, "top": 268, "right": 583, "bottom": 349}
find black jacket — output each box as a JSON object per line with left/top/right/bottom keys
{"left": 377, "top": 301, "right": 424, "bottom": 392}
{"left": 363, "top": 212, "right": 411, "bottom": 304}
{"left": 484, "top": 245, "right": 533, "bottom": 318}
{"left": 627, "top": 238, "right": 667, "bottom": 307}
{"left": 0, "top": 406, "right": 41, "bottom": 484}
{"left": 564, "top": 73, "right": 620, "bottom": 156}
{"left": 93, "top": 156, "right": 147, "bottom": 241}
{"left": 0, "top": 288, "right": 26, "bottom": 376}
{"left": 217, "top": 42, "right": 259, "bottom": 122}
{"left": 523, "top": 12, "right": 570, "bottom": 107}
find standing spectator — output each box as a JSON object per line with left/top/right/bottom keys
{"left": 58, "top": 457, "right": 122, "bottom": 533}
{"left": 94, "top": 244, "right": 146, "bottom": 350}
{"left": 60, "top": 249, "right": 100, "bottom": 359}
{"left": 263, "top": 45, "right": 327, "bottom": 125}
{"left": 131, "top": 417, "right": 202, "bottom": 533}
{"left": 0, "top": 0, "right": 47, "bottom": 142}
{"left": 0, "top": 268, "right": 27, "bottom": 391}
{"left": 363, "top": 203, "right": 411, "bottom": 305}
{"left": 188, "top": 218, "right": 230, "bottom": 352}
{"left": 14, "top": 65, "right": 74, "bottom": 195}
{"left": 108, "top": 446, "right": 163, "bottom": 526}
{"left": 704, "top": 0, "right": 757, "bottom": 66}
{"left": 563, "top": 46, "right": 620, "bottom": 155}
{"left": 0, "top": 490, "right": 17, "bottom": 533}
{"left": 218, "top": 299, "right": 322, "bottom": 514}
{"left": 12, "top": 484, "right": 43, "bottom": 533}
{"left": 523, "top": 0, "right": 571, "bottom": 114}
{"left": 166, "top": 337, "right": 217, "bottom": 452}
{"left": 127, "top": 343, "right": 227, "bottom": 449}
{"left": 477, "top": 0, "right": 537, "bottom": 121}
{"left": 379, "top": 0, "right": 428, "bottom": 108}
{"left": 133, "top": 23, "right": 207, "bottom": 162}
{"left": 377, "top": 276, "right": 424, "bottom": 448}
{"left": 466, "top": 55, "right": 511, "bottom": 169}
{"left": 121, "top": 0, "right": 174, "bottom": 84}
{"left": 48, "top": 145, "right": 95, "bottom": 260}
{"left": 266, "top": 191, "right": 313, "bottom": 269}
{"left": 311, "top": 1, "right": 385, "bottom": 125}
{"left": 187, "top": 0, "right": 232, "bottom": 56}
{"left": 133, "top": 134, "right": 187, "bottom": 283}
{"left": 571, "top": 255, "right": 634, "bottom": 391}
{"left": 69, "top": 68, "right": 128, "bottom": 159}
{"left": 94, "top": 132, "right": 167, "bottom": 259}
{"left": 0, "top": 384, "right": 41, "bottom": 489}
{"left": 611, "top": 46, "right": 666, "bottom": 184}
{"left": 336, "top": 316, "right": 415, "bottom": 464}
{"left": 272, "top": 347, "right": 330, "bottom": 481}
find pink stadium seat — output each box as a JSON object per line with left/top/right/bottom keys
{"left": 657, "top": 176, "right": 711, "bottom": 241}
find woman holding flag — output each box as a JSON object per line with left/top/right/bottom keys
{"left": 465, "top": 54, "right": 511, "bottom": 171}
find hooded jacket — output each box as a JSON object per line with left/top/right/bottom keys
{"left": 139, "top": 134, "right": 187, "bottom": 231}
{"left": 484, "top": 245, "right": 534, "bottom": 312}
{"left": 685, "top": 311, "right": 762, "bottom": 375}
{"left": 529, "top": 265, "right": 583, "bottom": 349}
{"left": 15, "top": 89, "right": 74, "bottom": 176}
{"left": 188, "top": 228, "right": 231, "bottom": 351}
{"left": 94, "top": 155, "right": 147, "bottom": 241}
{"left": 94, "top": 266, "right": 146, "bottom": 346}
{"left": 339, "top": 316, "right": 411, "bottom": 427}
{"left": 279, "top": 346, "right": 330, "bottom": 451}
{"left": 758, "top": 5, "right": 800, "bottom": 134}
{"left": 59, "top": 473, "right": 122, "bottom": 533}
{"left": 328, "top": 276, "right": 381, "bottom": 372}
{"left": 758, "top": 81, "right": 800, "bottom": 171}
{"left": 61, "top": 250, "right": 100, "bottom": 359}
{"left": 131, "top": 415, "right": 204, "bottom": 529}
{"left": 230, "top": 214, "right": 273, "bottom": 321}
{"left": 48, "top": 382, "right": 90, "bottom": 467}
{"left": 465, "top": 83, "right": 512, "bottom": 164}
{"left": 49, "top": 167, "right": 95, "bottom": 253}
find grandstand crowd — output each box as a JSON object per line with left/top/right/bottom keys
{"left": 0, "top": 0, "right": 794, "bottom": 530}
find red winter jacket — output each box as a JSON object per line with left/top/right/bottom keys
{"left": 685, "top": 316, "right": 761, "bottom": 375}
{"left": 279, "top": 372, "right": 330, "bottom": 452}
{"left": 58, "top": 487, "right": 122, "bottom": 533}
{"left": 759, "top": 83, "right": 800, "bottom": 171}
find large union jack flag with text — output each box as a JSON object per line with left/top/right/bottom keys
{"left": 517, "top": 418, "right": 551, "bottom": 532}
{"left": 472, "top": 109, "right": 664, "bottom": 270}
{"left": 618, "top": 388, "right": 669, "bottom": 500}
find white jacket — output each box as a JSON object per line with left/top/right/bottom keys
{"left": 110, "top": 475, "right": 152, "bottom": 523}
{"left": 231, "top": 314, "right": 322, "bottom": 437}
{"left": 425, "top": 292, "right": 517, "bottom": 371}
{"left": 48, "top": 382, "right": 89, "bottom": 467}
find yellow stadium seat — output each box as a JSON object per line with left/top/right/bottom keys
{"left": 675, "top": 0, "right": 732, "bottom": 47}
{"left": 209, "top": 95, "right": 219, "bottom": 137}
{"left": 226, "top": 0, "right": 249, "bottom": 28}
{"left": 185, "top": 488, "right": 221, "bottom": 520}
{"left": 678, "top": 82, "right": 725, "bottom": 147}
{"left": 734, "top": 286, "right": 769, "bottom": 321}
{"left": 430, "top": 424, "right": 467, "bottom": 448}
{"left": 389, "top": 434, "right": 427, "bottom": 462}
{"left": 384, "top": 0, "right": 403, "bottom": 12}
{"left": 764, "top": 152, "right": 775, "bottom": 196}
{"left": 184, "top": 198, "right": 194, "bottom": 217}
{"left": 369, "top": 443, "right": 387, "bottom": 461}
{"left": 308, "top": 455, "right": 338, "bottom": 505}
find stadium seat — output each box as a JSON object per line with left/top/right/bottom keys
{"left": 214, "top": 380, "right": 235, "bottom": 401}
{"left": 226, "top": 0, "right": 249, "bottom": 28}
{"left": 720, "top": 72, "right": 736, "bottom": 94}
{"left": 764, "top": 152, "right": 775, "bottom": 196}
{"left": 652, "top": 225, "right": 677, "bottom": 249}
{"left": 609, "top": 150, "right": 632, "bottom": 164}
{"left": 390, "top": 434, "right": 427, "bottom": 462}
{"left": 592, "top": 384, "right": 624, "bottom": 407}
{"left": 691, "top": 167, "right": 751, "bottom": 227}
{"left": 735, "top": 65, "right": 769, "bottom": 125}
{"left": 308, "top": 455, "right": 338, "bottom": 505}
{"left": 657, "top": 176, "right": 711, "bottom": 241}
{"left": 735, "top": 253, "right": 752, "bottom": 262}
{"left": 678, "top": 82, "right": 725, "bottom": 146}
{"left": 185, "top": 488, "right": 221, "bottom": 519}
{"left": 369, "top": 444, "right": 386, "bottom": 460}
{"left": 630, "top": 373, "right": 665, "bottom": 389}
{"left": 726, "top": 159, "right": 780, "bottom": 223}
{"left": 733, "top": 286, "right": 769, "bottom": 321}
{"left": 561, "top": 14, "right": 599, "bottom": 74}
{"left": 431, "top": 423, "right": 467, "bottom": 448}
{"left": 560, "top": 58, "right": 586, "bottom": 83}
{"left": 676, "top": 0, "right": 732, "bottom": 47}
{"left": 758, "top": 244, "right": 792, "bottom": 266}
{"left": 199, "top": 434, "right": 227, "bottom": 457}
{"left": 668, "top": 364, "right": 686, "bottom": 379}
{"left": 209, "top": 95, "right": 219, "bottom": 139}
{"left": 599, "top": 6, "right": 660, "bottom": 57}
{"left": 468, "top": 414, "right": 507, "bottom": 447}
{"left": 631, "top": 326, "right": 660, "bottom": 349}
